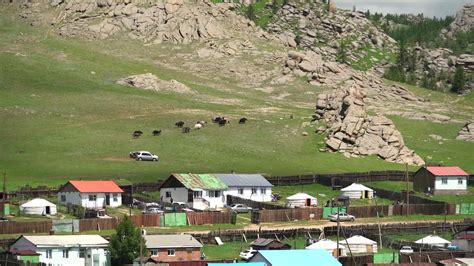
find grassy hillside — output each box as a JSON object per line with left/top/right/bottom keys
{"left": 0, "top": 7, "right": 472, "bottom": 189}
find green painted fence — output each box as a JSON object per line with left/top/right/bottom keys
{"left": 322, "top": 207, "right": 346, "bottom": 218}
{"left": 456, "top": 203, "right": 474, "bottom": 215}
{"left": 373, "top": 253, "right": 399, "bottom": 264}
{"left": 160, "top": 213, "right": 187, "bottom": 227}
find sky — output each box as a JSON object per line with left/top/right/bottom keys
{"left": 336, "top": 0, "right": 473, "bottom": 18}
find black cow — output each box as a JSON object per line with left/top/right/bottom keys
{"left": 132, "top": 130, "right": 143, "bottom": 139}
{"left": 218, "top": 119, "right": 228, "bottom": 126}
{"left": 239, "top": 118, "right": 247, "bottom": 124}
{"left": 152, "top": 130, "right": 162, "bottom": 136}
{"left": 212, "top": 116, "right": 223, "bottom": 123}
{"left": 182, "top": 127, "right": 191, "bottom": 133}
{"left": 175, "top": 121, "right": 185, "bottom": 128}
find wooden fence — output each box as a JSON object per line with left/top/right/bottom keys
{"left": 187, "top": 212, "right": 232, "bottom": 225}
{"left": 130, "top": 214, "right": 161, "bottom": 227}
{"left": 400, "top": 251, "right": 474, "bottom": 263}
{"left": 226, "top": 195, "right": 285, "bottom": 210}
{"left": 79, "top": 217, "right": 119, "bottom": 232}
{"left": 373, "top": 187, "right": 447, "bottom": 204}
{"left": 251, "top": 208, "right": 322, "bottom": 224}
{"left": 0, "top": 220, "right": 52, "bottom": 235}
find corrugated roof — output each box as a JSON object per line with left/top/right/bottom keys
{"left": 209, "top": 263, "right": 266, "bottom": 266}
{"left": 22, "top": 235, "right": 108, "bottom": 247}
{"left": 251, "top": 238, "right": 275, "bottom": 247}
{"left": 216, "top": 174, "right": 273, "bottom": 187}
{"left": 172, "top": 174, "right": 228, "bottom": 190}
{"left": 426, "top": 166, "right": 469, "bottom": 176}
{"left": 254, "top": 250, "right": 341, "bottom": 266}
{"left": 68, "top": 180, "right": 124, "bottom": 193}
{"left": 144, "top": 234, "right": 202, "bottom": 249}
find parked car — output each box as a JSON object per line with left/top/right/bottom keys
{"left": 400, "top": 246, "right": 414, "bottom": 254}
{"left": 145, "top": 202, "right": 161, "bottom": 208}
{"left": 239, "top": 248, "right": 257, "bottom": 261}
{"left": 142, "top": 207, "right": 164, "bottom": 214}
{"left": 229, "top": 204, "right": 252, "bottom": 213}
{"left": 133, "top": 151, "right": 159, "bottom": 161}
{"left": 129, "top": 151, "right": 140, "bottom": 158}
{"left": 172, "top": 202, "right": 188, "bottom": 208}
{"left": 328, "top": 212, "right": 355, "bottom": 222}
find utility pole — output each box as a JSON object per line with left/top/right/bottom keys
{"left": 2, "top": 172, "right": 6, "bottom": 219}
{"left": 140, "top": 225, "right": 144, "bottom": 266}
{"left": 374, "top": 192, "right": 382, "bottom": 248}
{"left": 336, "top": 204, "right": 340, "bottom": 259}
{"left": 405, "top": 163, "right": 409, "bottom": 217}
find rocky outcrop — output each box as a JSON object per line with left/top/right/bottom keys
{"left": 267, "top": 2, "right": 396, "bottom": 67}
{"left": 456, "top": 121, "right": 474, "bottom": 142}
{"left": 20, "top": 0, "right": 267, "bottom": 44}
{"left": 117, "top": 73, "right": 193, "bottom": 94}
{"left": 440, "top": 4, "right": 474, "bottom": 40}
{"left": 315, "top": 87, "right": 424, "bottom": 166}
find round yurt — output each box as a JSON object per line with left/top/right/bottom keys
{"left": 340, "top": 235, "right": 378, "bottom": 254}
{"left": 285, "top": 193, "right": 317, "bottom": 208}
{"left": 20, "top": 198, "right": 57, "bottom": 216}
{"left": 340, "top": 183, "right": 374, "bottom": 199}
{"left": 306, "top": 239, "right": 347, "bottom": 257}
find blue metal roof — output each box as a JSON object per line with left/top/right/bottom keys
{"left": 216, "top": 174, "right": 273, "bottom": 187}
{"left": 254, "top": 249, "right": 341, "bottom": 266}
{"left": 208, "top": 263, "right": 266, "bottom": 266}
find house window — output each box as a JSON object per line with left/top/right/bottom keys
{"left": 113, "top": 193, "right": 118, "bottom": 202}
{"left": 261, "top": 188, "right": 266, "bottom": 194}
{"left": 441, "top": 178, "right": 448, "bottom": 185}
{"left": 193, "top": 191, "right": 202, "bottom": 198}
{"left": 151, "top": 249, "right": 158, "bottom": 256}
{"left": 89, "top": 194, "right": 97, "bottom": 201}
{"left": 209, "top": 190, "right": 221, "bottom": 198}
{"left": 238, "top": 189, "right": 244, "bottom": 195}
{"left": 46, "top": 249, "right": 52, "bottom": 259}
{"left": 167, "top": 249, "right": 175, "bottom": 256}
{"left": 458, "top": 178, "right": 463, "bottom": 185}
{"left": 79, "top": 248, "right": 86, "bottom": 258}
{"left": 63, "top": 249, "right": 69, "bottom": 258}
{"left": 251, "top": 188, "right": 257, "bottom": 194}
{"left": 60, "top": 195, "right": 66, "bottom": 202}
{"left": 166, "top": 191, "right": 172, "bottom": 198}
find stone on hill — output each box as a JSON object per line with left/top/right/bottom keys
{"left": 456, "top": 121, "right": 474, "bottom": 141}
{"left": 116, "top": 73, "right": 193, "bottom": 94}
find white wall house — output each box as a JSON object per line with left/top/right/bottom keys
{"left": 217, "top": 174, "right": 273, "bottom": 202}
{"left": 58, "top": 180, "right": 124, "bottom": 209}
{"left": 159, "top": 174, "right": 229, "bottom": 211}
{"left": 414, "top": 166, "right": 469, "bottom": 195}
{"left": 10, "top": 235, "right": 110, "bottom": 266}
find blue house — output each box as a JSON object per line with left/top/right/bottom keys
{"left": 208, "top": 263, "right": 267, "bottom": 266}
{"left": 249, "top": 249, "right": 341, "bottom": 266}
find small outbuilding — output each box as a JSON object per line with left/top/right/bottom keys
{"left": 340, "top": 183, "right": 374, "bottom": 199}
{"left": 415, "top": 235, "right": 451, "bottom": 248}
{"left": 340, "top": 235, "right": 378, "bottom": 254}
{"left": 305, "top": 239, "right": 347, "bottom": 257}
{"left": 251, "top": 238, "right": 291, "bottom": 250}
{"left": 20, "top": 198, "right": 57, "bottom": 216}
{"left": 285, "top": 193, "right": 317, "bottom": 208}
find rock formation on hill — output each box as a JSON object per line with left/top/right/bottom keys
{"left": 19, "top": 0, "right": 268, "bottom": 43}
{"left": 440, "top": 4, "right": 474, "bottom": 40}
{"left": 314, "top": 87, "right": 425, "bottom": 166}
{"left": 456, "top": 121, "right": 474, "bottom": 142}
{"left": 117, "top": 73, "right": 193, "bottom": 94}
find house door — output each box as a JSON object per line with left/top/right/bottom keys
{"left": 188, "top": 190, "right": 193, "bottom": 203}
{"left": 187, "top": 249, "right": 193, "bottom": 260}
{"left": 106, "top": 194, "right": 110, "bottom": 206}
{"left": 367, "top": 244, "right": 373, "bottom": 253}
{"left": 306, "top": 198, "right": 311, "bottom": 206}
{"left": 364, "top": 190, "right": 369, "bottom": 199}
{"left": 45, "top": 206, "right": 50, "bottom": 215}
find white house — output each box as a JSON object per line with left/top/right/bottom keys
{"left": 10, "top": 235, "right": 110, "bottom": 266}
{"left": 216, "top": 174, "right": 273, "bottom": 202}
{"left": 20, "top": 198, "right": 57, "bottom": 216}
{"left": 305, "top": 239, "right": 346, "bottom": 257}
{"left": 340, "top": 235, "right": 378, "bottom": 254}
{"left": 415, "top": 235, "right": 451, "bottom": 248}
{"left": 58, "top": 180, "right": 124, "bottom": 209}
{"left": 285, "top": 193, "right": 317, "bottom": 208}
{"left": 452, "top": 226, "right": 474, "bottom": 252}
{"left": 340, "top": 183, "right": 374, "bottom": 199}
{"left": 159, "top": 174, "right": 228, "bottom": 210}
{"left": 413, "top": 166, "right": 469, "bottom": 195}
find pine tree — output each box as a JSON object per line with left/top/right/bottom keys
{"left": 451, "top": 66, "right": 465, "bottom": 93}
{"left": 336, "top": 40, "right": 348, "bottom": 64}
{"left": 109, "top": 216, "right": 147, "bottom": 265}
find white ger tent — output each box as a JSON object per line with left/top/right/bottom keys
{"left": 340, "top": 235, "right": 378, "bottom": 254}
{"left": 340, "top": 183, "right": 374, "bottom": 199}
{"left": 20, "top": 198, "right": 57, "bottom": 215}
{"left": 306, "top": 239, "right": 347, "bottom": 257}
{"left": 285, "top": 193, "right": 317, "bottom": 208}
{"left": 415, "top": 235, "right": 451, "bottom": 248}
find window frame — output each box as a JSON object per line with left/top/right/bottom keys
{"left": 165, "top": 191, "right": 172, "bottom": 198}
{"left": 167, "top": 249, "right": 175, "bottom": 256}
{"left": 60, "top": 194, "right": 66, "bottom": 202}
{"left": 88, "top": 194, "right": 97, "bottom": 201}
{"left": 238, "top": 188, "right": 244, "bottom": 195}
{"left": 46, "top": 249, "right": 52, "bottom": 259}
{"left": 441, "top": 178, "right": 448, "bottom": 185}
{"left": 79, "top": 248, "right": 86, "bottom": 258}
{"left": 260, "top": 188, "right": 266, "bottom": 194}
{"left": 63, "top": 249, "right": 69, "bottom": 258}
{"left": 151, "top": 249, "right": 158, "bottom": 256}
{"left": 193, "top": 191, "right": 203, "bottom": 198}
{"left": 251, "top": 188, "right": 257, "bottom": 194}
{"left": 458, "top": 178, "right": 463, "bottom": 185}
{"left": 113, "top": 193, "right": 118, "bottom": 202}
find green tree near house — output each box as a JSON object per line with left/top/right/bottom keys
{"left": 451, "top": 66, "right": 465, "bottom": 93}
{"left": 109, "top": 216, "right": 147, "bottom": 265}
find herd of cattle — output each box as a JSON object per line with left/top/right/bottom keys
{"left": 132, "top": 116, "right": 248, "bottom": 138}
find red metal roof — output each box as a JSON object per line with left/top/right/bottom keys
{"left": 456, "top": 233, "right": 474, "bottom": 240}
{"left": 9, "top": 249, "right": 40, "bottom": 256}
{"left": 68, "top": 180, "right": 124, "bottom": 193}
{"left": 426, "top": 166, "right": 469, "bottom": 176}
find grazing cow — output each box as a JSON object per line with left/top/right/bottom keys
{"left": 132, "top": 130, "right": 143, "bottom": 139}
{"left": 197, "top": 120, "right": 207, "bottom": 126}
{"left": 182, "top": 127, "right": 191, "bottom": 133}
{"left": 194, "top": 123, "right": 202, "bottom": 130}
{"left": 239, "top": 118, "right": 247, "bottom": 124}
{"left": 175, "top": 121, "right": 185, "bottom": 128}
{"left": 218, "top": 119, "right": 228, "bottom": 126}
{"left": 152, "top": 130, "right": 162, "bottom": 136}
{"left": 212, "top": 116, "right": 224, "bottom": 123}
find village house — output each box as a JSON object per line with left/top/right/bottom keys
{"left": 10, "top": 235, "right": 110, "bottom": 266}
{"left": 216, "top": 173, "right": 273, "bottom": 202}
{"left": 144, "top": 234, "right": 202, "bottom": 262}
{"left": 452, "top": 226, "right": 474, "bottom": 252}
{"left": 413, "top": 166, "right": 469, "bottom": 195}
{"left": 249, "top": 249, "right": 341, "bottom": 266}
{"left": 58, "top": 180, "right": 124, "bottom": 209}
{"left": 250, "top": 238, "right": 291, "bottom": 250}
{"left": 159, "top": 174, "right": 228, "bottom": 210}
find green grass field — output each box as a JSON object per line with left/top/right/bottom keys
{"left": 0, "top": 6, "right": 472, "bottom": 190}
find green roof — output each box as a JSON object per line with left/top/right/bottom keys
{"left": 173, "top": 174, "right": 228, "bottom": 190}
